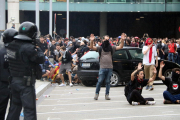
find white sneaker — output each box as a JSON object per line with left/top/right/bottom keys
{"left": 132, "top": 101, "right": 139, "bottom": 106}
{"left": 147, "top": 101, "right": 156, "bottom": 105}
{"left": 59, "top": 83, "right": 66, "bottom": 87}
{"left": 70, "top": 83, "right": 73, "bottom": 87}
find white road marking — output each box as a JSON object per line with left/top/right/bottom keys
{"left": 84, "top": 114, "right": 180, "bottom": 120}
{"left": 53, "top": 89, "right": 94, "bottom": 91}
{"left": 43, "top": 93, "right": 163, "bottom": 100}
{"left": 37, "top": 105, "right": 180, "bottom": 115}
{"left": 50, "top": 91, "right": 123, "bottom": 95}
{"left": 39, "top": 99, "right": 164, "bottom": 107}
{"left": 37, "top": 107, "right": 134, "bottom": 115}
{"left": 39, "top": 101, "right": 125, "bottom": 106}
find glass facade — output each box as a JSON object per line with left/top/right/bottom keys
{"left": 19, "top": 0, "right": 180, "bottom": 3}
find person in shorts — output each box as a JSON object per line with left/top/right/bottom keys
{"left": 56, "top": 46, "right": 73, "bottom": 87}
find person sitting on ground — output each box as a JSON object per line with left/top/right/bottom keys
{"left": 125, "top": 63, "right": 157, "bottom": 106}
{"left": 40, "top": 56, "right": 55, "bottom": 81}
{"left": 158, "top": 61, "right": 180, "bottom": 104}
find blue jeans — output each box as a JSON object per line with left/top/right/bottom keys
{"left": 163, "top": 91, "right": 180, "bottom": 103}
{"left": 96, "top": 68, "right": 112, "bottom": 95}
{"left": 168, "top": 53, "right": 175, "bottom": 62}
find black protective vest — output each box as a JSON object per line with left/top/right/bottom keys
{"left": 0, "top": 45, "right": 10, "bottom": 82}
{"left": 7, "top": 41, "right": 32, "bottom": 77}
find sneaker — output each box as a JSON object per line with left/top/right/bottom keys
{"left": 132, "top": 101, "right": 139, "bottom": 106}
{"left": 94, "top": 94, "right": 99, "bottom": 100}
{"left": 146, "top": 85, "right": 149, "bottom": 90}
{"left": 59, "top": 83, "right": 66, "bottom": 87}
{"left": 164, "top": 100, "right": 172, "bottom": 104}
{"left": 147, "top": 101, "right": 156, "bottom": 105}
{"left": 105, "top": 94, "right": 111, "bottom": 100}
{"left": 149, "top": 86, "right": 154, "bottom": 91}
{"left": 70, "top": 83, "right": 73, "bottom": 87}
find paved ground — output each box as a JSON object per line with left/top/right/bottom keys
{"left": 36, "top": 81, "right": 180, "bottom": 120}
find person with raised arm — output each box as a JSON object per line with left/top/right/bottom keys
{"left": 158, "top": 61, "right": 180, "bottom": 104}
{"left": 125, "top": 63, "right": 157, "bottom": 106}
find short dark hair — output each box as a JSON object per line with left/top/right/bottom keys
{"left": 134, "top": 69, "right": 144, "bottom": 78}
{"left": 56, "top": 44, "right": 60, "bottom": 47}
{"left": 61, "top": 46, "right": 66, "bottom": 50}
{"left": 171, "top": 38, "right": 175, "bottom": 43}
{"left": 172, "top": 68, "right": 180, "bottom": 72}
{"left": 40, "top": 35, "right": 44, "bottom": 38}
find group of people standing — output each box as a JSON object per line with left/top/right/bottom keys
{"left": 1, "top": 21, "right": 180, "bottom": 120}
{"left": 90, "top": 35, "right": 180, "bottom": 106}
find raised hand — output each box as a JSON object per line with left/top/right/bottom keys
{"left": 137, "top": 62, "right": 143, "bottom": 70}
{"left": 160, "top": 61, "right": 165, "bottom": 68}
{"left": 121, "top": 33, "right": 126, "bottom": 40}
{"left": 90, "top": 34, "right": 95, "bottom": 42}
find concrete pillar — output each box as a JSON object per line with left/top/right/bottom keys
{"left": 100, "top": 12, "right": 107, "bottom": 38}
{"left": 7, "top": 0, "right": 20, "bottom": 31}
{"left": 36, "top": 0, "right": 40, "bottom": 30}
{"left": 49, "top": 0, "right": 52, "bottom": 36}
{"left": 0, "top": 0, "right": 6, "bottom": 32}
{"left": 176, "top": 17, "right": 180, "bottom": 39}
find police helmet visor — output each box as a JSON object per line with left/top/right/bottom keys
{"left": 14, "top": 34, "right": 32, "bottom": 40}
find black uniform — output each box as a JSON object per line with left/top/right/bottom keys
{"left": 6, "top": 40, "right": 44, "bottom": 120}
{"left": 0, "top": 44, "right": 10, "bottom": 120}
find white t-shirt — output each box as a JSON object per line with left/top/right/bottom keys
{"left": 54, "top": 50, "right": 61, "bottom": 57}
{"left": 142, "top": 46, "right": 157, "bottom": 65}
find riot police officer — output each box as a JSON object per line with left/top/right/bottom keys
{"left": 6, "top": 22, "right": 45, "bottom": 120}
{"left": 0, "top": 28, "right": 18, "bottom": 120}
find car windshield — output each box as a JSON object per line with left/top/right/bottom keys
{"left": 129, "top": 49, "right": 143, "bottom": 60}
{"left": 80, "top": 51, "right": 99, "bottom": 60}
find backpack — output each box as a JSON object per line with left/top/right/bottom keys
{"left": 124, "top": 79, "right": 138, "bottom": 97}
{"left": 62, "top": 50, "right": 72, "bottom": 63}
{"left": 99, "top": 46, "right": 113, "bottom": 62}
{"left": 124, "top": 81, "right": 131, "bottom": 97}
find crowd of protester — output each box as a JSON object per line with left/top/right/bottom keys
{"left": 37, "top": 32, "right": 180, "bottom": 87}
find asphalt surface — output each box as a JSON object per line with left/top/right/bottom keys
{"left": 36, "top": 82, "right": 180, "bottom": 120}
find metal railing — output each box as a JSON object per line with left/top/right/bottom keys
{"left": 19, "top": 0, "right": 180, "bottom": 3}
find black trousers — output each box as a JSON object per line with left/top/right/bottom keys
{"left": 128, "top": 89, "right": 154, "bottom": 105}
{"left": 6, "top": 77, "right": 37, "bottom": 120}
{"left": 0, "top": 81, "right": 10, "bottom": 120}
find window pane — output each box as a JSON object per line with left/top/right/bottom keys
{"left": 113, "top": 50, "right": 128, "bottom": 59}
{"left": 80, "top": 51, "right": 99, "bottom": 60}
{"left": 129, "top": 49, "right": 143, "bottom": 60}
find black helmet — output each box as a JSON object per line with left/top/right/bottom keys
{"left": 14, "top": 22, "right": 39, "bottom": 41}
{"left": 1, "top": 28, "right": 18, "bottom": 44}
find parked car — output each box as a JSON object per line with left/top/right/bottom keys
{"left": 77, "top": 47, "right": 180, "bottom": 87}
